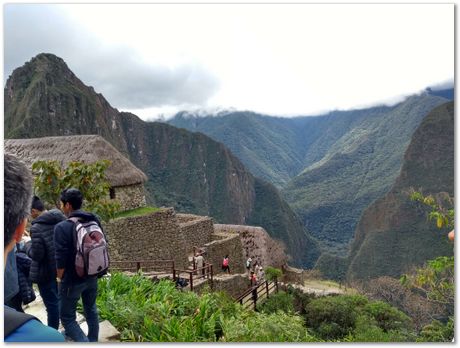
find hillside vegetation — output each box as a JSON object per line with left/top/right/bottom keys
{"left": 94, "top": 271, "right": 452, "bottom": 342}
{"left": 169, "top": 94, "right": 451, "bottom": 255}
{"left": 346, "top": 101, "right": 454, "bottom": 280}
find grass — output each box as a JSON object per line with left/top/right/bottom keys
{"left": 114, "top": 206, "right": 160, "bottom": 219}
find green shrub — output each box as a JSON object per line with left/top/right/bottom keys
{"left": 221, "top": 311, "right": 319, "bottom": 342}
{"left": 416, "top": 317, "right": 454, "bottom": 342}
{"left": 264, "top": 266, "right": 282, "bottom": 281}
{"left": 344, "top": 316, "right": 413, "bottom": 342}
{"left": 258, "top": 291, "right": 294, "bottom": 314}
{"left": 286, "top": 284, "right": 317, "bottom": 314}
{"left": 363, "top": 301, "right": 412, "bottom": 332}
{"left": 304, "top": 295, "right": 368, "bottom": 339}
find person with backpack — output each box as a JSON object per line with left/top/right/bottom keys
{"left": 4, "top": 154, "right": 64, "bottom": 342}
{"left": 222, "top": 255, "right": 230, "bottom": 274}
{"left": 25, "top": 196, "right": 66, "bottom": 329}
{"left": 54, "top": 188, "right": 109, "bottom": 342}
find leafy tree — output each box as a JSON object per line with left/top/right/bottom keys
{"left": 400, "top": 257, "right": 454, "bottom": 317}
{"left": 304, "top": 295, "right": 367, "bottom": 339}
{"left": 409, "top": 189, "right": 454, "bottom": 229}
{"left": 32, "top": 160, "right": 120, "bottom": 222}
{"left": 403, "top": 189, "right": 454, "bottom": 341}
{"left": 355, "top": 276, "right": 440, "bottom": 331}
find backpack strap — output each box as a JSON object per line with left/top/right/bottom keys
{"left": 4, "top": 306, "right": 38, "bottom": 337}
{"left": 68, "top": 216, "right": 82, "bottom": 252}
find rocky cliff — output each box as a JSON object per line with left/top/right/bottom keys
{"left": 346, "top": 101, "right": 454, "bottom": 280}
{"left": 4, "top": 53, "right": 320, "bottom": 268}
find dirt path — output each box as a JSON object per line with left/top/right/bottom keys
{"left": 288, "top": 279, "right": 353, "bottom": 296}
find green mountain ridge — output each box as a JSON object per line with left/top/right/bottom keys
{"left": 169, "top": 95, "right": 450, "bottom": 255}
{"left": 4, "top": 53, "right": 320, "bottom": 268}
{"left": 347, "top": 101, "right": 454, "bottom": 280}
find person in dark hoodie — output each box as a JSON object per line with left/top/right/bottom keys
{"left": 26, "top": 196, "right": 65, "bottom": 329}
{"left": 54, "top": 188, "right": 102, "bottom": 342}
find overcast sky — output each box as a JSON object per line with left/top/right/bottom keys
{"left": 4, "top": 3, "right": 454, "bottom": 120}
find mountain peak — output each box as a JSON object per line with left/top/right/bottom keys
{"left": 7, "top": 53, "right": 76, "bottom": 86}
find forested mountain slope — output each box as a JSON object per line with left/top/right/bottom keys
{"left": 347, "top": 101, "right": 454, "bottom": 280}
{"left": 169, "top": 94, "right": 451, "bottom": 254}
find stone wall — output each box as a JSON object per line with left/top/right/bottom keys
{"left": 281, "top": 265, "right": 322, "bottom": 284}
{"left": 194, "top": 274, "right": 251, "bottom": 299}
{"left": 282, "top": 265, "right": 305, "bottom": 284}
{"left": 214, "top": 224, "right": 288, "bottom": 270}
{"left": 176, "top": 214, "right": 214, "bottom": 254}
{"left": 103, "top": 208, "right": 189, "bottom": 268}
{"left": 203, "top": 232, "right": 246, "bottom": 274}
{"left": 113, "top": 183, "right": 146, "bottom": 211}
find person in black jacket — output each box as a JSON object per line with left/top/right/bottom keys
{"left": 54, "top": 188, "right": 103, "bottom": 342}
{"left": 26, "top": 196, "right": 65, "bottom": 330}
{"left": 16, "top": 243, "right": 36, "bottom": 307}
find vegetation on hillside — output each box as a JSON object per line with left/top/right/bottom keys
{"left": 96, "top": 273, "right": 318, "bottom": 342}
{"left": 94, "top": 271, "right": 453, "bottom": 342}
{"left": 246, "top": 179, "right": 321, "bottom": 268}
{"left": 346, "top": 101, "right": 454, "bottom": 281}
{"left": 169, "top": 95, "right": 451, "bottom": 257}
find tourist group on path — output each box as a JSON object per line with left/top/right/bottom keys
{"left": 4, "top": 154, "right": 109, "bottom": 342}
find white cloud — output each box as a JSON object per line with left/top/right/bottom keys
{"left": 4, "top": 3, "right": 454, "bottom": 120}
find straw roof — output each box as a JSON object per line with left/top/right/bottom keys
{"left": 5, "top": 135, "right": 147, "bottom": 187}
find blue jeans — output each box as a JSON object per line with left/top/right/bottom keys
{"left": 38, "top": 280, "right": 60, "bottom": 329}
{"left": 59, "top": 278, "right": 99, "bottom": 342}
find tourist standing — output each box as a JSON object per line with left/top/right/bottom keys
{"left": 195, "top": 252, "right": 205, "bottom": 278}
{"left": 246, "top": 257, "right": 252, "bottom": 274}
{"left": 27, "top": 196, "right": 65, "bottom": 329}
{"left": 54, "top": 188, "right": 105, "bottom": 342}
{"left": 222, "top": 255, "right": 230, "bottom": 274}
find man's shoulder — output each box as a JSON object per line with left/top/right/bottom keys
{"left": 5, "top": 318, "right": 65, "bottom": 342}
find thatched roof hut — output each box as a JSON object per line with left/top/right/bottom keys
{"left": 4, "top": 135, "right": 147, "bottom": 187}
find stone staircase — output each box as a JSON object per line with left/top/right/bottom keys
{"left": 23, "top": 293, "right": 120, "bottom": 342}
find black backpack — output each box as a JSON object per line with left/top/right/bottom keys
{"left": 4, "top": 306, "right": 38, "bottom": 337}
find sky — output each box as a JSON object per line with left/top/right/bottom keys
{"left": 3, "top": 3, "right": 454, "bottom": 121}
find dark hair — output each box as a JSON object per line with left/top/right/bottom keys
{"left": 4, "top": 154, "right": 33, "bottom": 247}
{"left": 31, "top": 195, "right": 45, "bottom": 212}
{"left": 60, "top": 188, "right": 83, "bottom": 210}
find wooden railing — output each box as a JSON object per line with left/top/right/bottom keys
{"left": 235, "top": 280, "right": 278, "bottom": 310}
{"left": 174, "top": 262, "right": 213, "bottom": 291}
{"left": 110, "top": 260, "right": 214, "bottom": 292}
